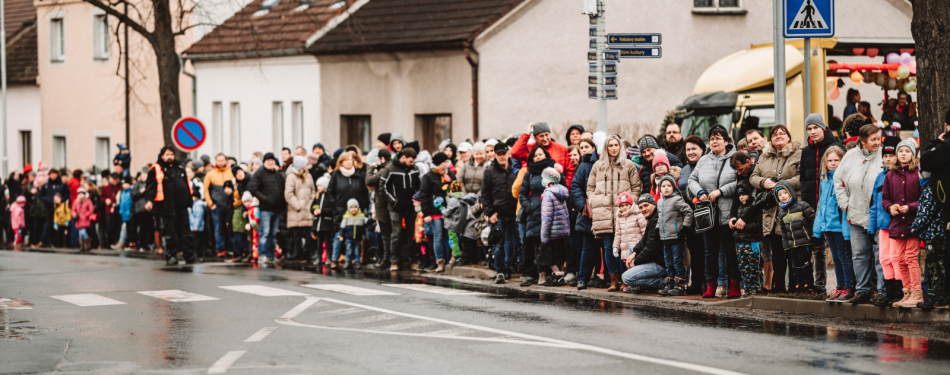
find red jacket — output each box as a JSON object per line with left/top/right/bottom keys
{"left": 511, "top": 133, "right": 576, "bottom": 187}
{"left": 67, "top": 177, "right": 82, "bottom": 203}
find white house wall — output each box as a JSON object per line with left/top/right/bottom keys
{"left": 193, "top": 55, "right": 321, "bottom": 161}
{"left": 5, "top": 85, "right": 42, "bottom": 172}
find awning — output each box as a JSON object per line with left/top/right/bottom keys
{"left": 825, "top": 37, "right": 916, "bottom": 57}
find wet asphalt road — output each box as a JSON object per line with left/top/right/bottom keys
{"left": 2, "top": 250, "right": 950, "bottom": 375}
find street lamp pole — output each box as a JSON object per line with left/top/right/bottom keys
{"left": 1, "top": 0, "right": 8, "bottom": 177}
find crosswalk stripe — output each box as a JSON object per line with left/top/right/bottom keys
{"left": 244, "top": 327, "right": 278, "bottom": 342}
{"left": 426, "top": 327, "right": 475, "bottom": 336}
{"left": 50, "top": 294, "right": 126, "bottom": 307}
{"left": 208, "top": 350, "right": 245, "bottom": 374}
{"left": 382, "top": 284, "right": 484, "bottom": 295}
{"left": 301, "top": 284, "right": 400, "bottom": 296}
{"left": 373, "top": 321, "right": 438, "bottom": 332}
{"left": 319, "top": 307, "right": 365, "bottom": 315}
{"left": 0, "top": 298, "right": 32, "bottom": 310}
{"left": 138, "top": 290, "right": 220, "bottom": 302}
{"left": 340, "top": 314, "right": 397, "bottom": 325}
{"left": 218, "top": 285, "right": 309, "bottom": 297}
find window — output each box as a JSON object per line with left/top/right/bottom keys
{"left": 212, "top": 102, "right": 223, "bottom": 152}
{"left": 681, "top": 112, "right": 732, "bottom": 142}
{"left": 52, "top": 135, "right": 67, "bottom": 168}
{"left": 340, "top": 115, "right": 371, "bottom": 154}
{"left": 272, "top": 102, "right": 284, "bottom": 153}
{"left": 95, "top": 137, "right": 110, "bottom": 171}
{"left": 92, "top": 14, "right": 109, "bottom": 60}
{"left": 19, "top": 131, "right": 31, "bottom": 166}
{"left": 292, "top": 102, "right": 304, "bottom": 147}
{"left": 50, "top": 18, "right": 65, "bottom": 62}
{"left": 414, "top": 114, "right": 452, "bottom": 154}
{"left": 693, "top": 0, "right": 745, "bottom": 14}
{"left": 229, "top": 102, "right": 241, "bottom": 157}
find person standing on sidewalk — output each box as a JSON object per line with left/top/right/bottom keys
{"left": 248, "top": 153, "right": 286, "bottom": 265}
{"left": 203, "top": 154, "right": 240, "bottom": 258}
{"left": 812, "top": 146, "right": 856, "bottom": 303}
{"left": 145, "top": 147, "right": 199, "bottom": 265}
{"left": 481, "top": 143, "right": 518, "bottom": 283}
{"left": 883, "top": 139, "right": 924, "bottom": 308}
{"left": 382, "top": 148, "right": 420, "bottom": 271}
{"left": 418, "top": 152, "right": 455, "bottom": 273}
{"left": 800, "top": 114, "right": 843, "bottom": 294}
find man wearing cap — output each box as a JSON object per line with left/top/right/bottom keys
{"left": 365, "top": 148, "right": 394, "bottom": 268}
{"left": 637, "top": 134, "right": 683, "bottom": 195}
{"left": 511, "top": 122, "right": 576, "bottom": 186}
{"left": 481, "top": 142, "right": 518, "bottom": 283}
{"left": 800, "top": 113, "right": 843, "bottom": 209}
{"left": 310, "top": 143, "right": 330, "bottom": 181}
{"left": 457, "top": 142, "right": 472, "bottom": 166}
{"left": 145, "top": 147, "right": 198, "bottom": 265}
{"left": 248, "top": 152, "right": 287, "bottom": 265}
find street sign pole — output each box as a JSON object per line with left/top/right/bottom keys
{"left": 773, "top": 0, "right": 786, "bottom": 128}
{"left": 595, "top": 0, "right": 607, "bottom": 132}
{"left": 803, "top": 37, "right": 811, "bottom": 122}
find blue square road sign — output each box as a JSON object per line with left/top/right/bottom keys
{"left": 784, "top": 0, "right": 834, "bottom": 38}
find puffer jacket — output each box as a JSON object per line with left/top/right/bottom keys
{"left": 775, "top": 182, "right": 816, "bottom": 249}
{"left": 687, "top": 144, "right": 738, "bottom": 226}
{"left": 481, "top": 160, "right": 517, "bottom": 218}
{"left": 71, "top": 198, "right": 94, "bottom": 229}
{"left": 678, "top": 160, "right": 696, "bottom": 203}
{"left": 381, "top": 162, "right": 420, "bottom": 214}
{"left": 130, "top": 181, "right": 148, "bottom": 215}
{"left": 327, "top": 169, "right": 370, "bottom": 228}
{"left": 53, "top": 202, "right": 72, "bottom": 226}
{"left": 339, "top": 209, "right": 368, "bottom": 241}
{"left": 248, "top": 167, "right": 287, "bottom": 213}
{"left": 419, "top": 168, "right": 454, "bottom": 217}
{"left": 570, "top": 152, "right": 598, "bottom": 233}
{"left": 540, "top": 184, "right": 570, "bottom": 243}
{"left": 203, "top": 165, "right": 240, "bottom": 208}
{"left": 733, "top": 201, "right": 763, "bottom": 242}
{"left": 587, "top": 137, "right": 642, "bottom": 236}
{"left": 284, "top": 170, "right": 315, "bottom": 228}
{"left": 833, "top": 145, "right": 882, "bottom": 229}
{"left": 750, "top": 139, "right": 803, "bottom": 235}
{"left": 657, "top": 192, "right": 693, "bottom": 240}
{"left": 882, "top": 166, "right": 921, "bottom": 239}
{"left": 519, "top": 158, "right": 563, "bottom": 238}
{"left": 800, "top": 128, "right": 842, "bottom": 207}
{"left": 612, "top": 207, "right": 647, "bottom": 258}
{"left": 311, "top": 192, "right": 336, "bottom": 234}
{"left": 458, "top": 159, "right": 487, "bottom": 194}
{"left": 365, "top": 161, "right": 391, "bottom": 224}
{"left": 631, "top": 214, "right": 664, "bottom": 268}
{"left": 866, "top": 170, "right": 890, "bottom": 235}
{"left": 813, "top": 171, "right": 850, "bottom": 241}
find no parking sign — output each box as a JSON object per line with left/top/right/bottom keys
{"left": 171, "top": 117, "right": 206, "bottom": 152}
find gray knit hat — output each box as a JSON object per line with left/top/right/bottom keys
{"left": 657, "top": 175, "right": 678, "bottom": 194}
{"left": 805, "top": 113, "right": 827, "bottom": 131}
{"left": 897, "top": 138, "right": 918, "bottom": 156}
{"left": 541, "top": 167, "right": 561, "bottom": 186}
{"left": 637, "top": 193, "right": 656, "bottom": 206}
{"left": 638, "top": 135, "right": 661, "bottom": 151}
{"left": 346, "top": 199, "right": 360, "bottom": 209}
{"left": 533, "top": 122, "right": 552, "bottom": 136}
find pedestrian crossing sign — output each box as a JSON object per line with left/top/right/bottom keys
{"left": 784, "top": 0, "right": 834, "bottom": 38}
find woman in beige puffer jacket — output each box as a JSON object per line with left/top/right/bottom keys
{"left": 285, "top": 156, "right": 315, "bottom": 261}
{"left": 586, "top": 135, "right": 641, "bottom": 290}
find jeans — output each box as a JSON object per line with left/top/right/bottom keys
{"left": 718, "top": 249, "right": 728, "bottom": 287}
{"left": 77, "top": 228, "right": 89, "bottom": 239}
{"left": 577, "top": 231, "right": 600, "bottom": 283}
{"left": 516, "top": 221, "right": 526, "bottom": 271}
{"left": 345, "top": 238, "right": 361, "bottom": 263}
{"left": 493, "top": 216, "right": 517, "bottom": 273}
{"left": 826, "top": 232, "right": 855, "bottom": 289}
{"left": 788, "top": 246, "right": 815, "bottom": 292}
{"left": 430, "top": 218, "right": 448, "bottom": 261}
{"left": 601, "top": 234, "right": 620, "bottom": 274}
{"left": 814, "top": 239, "right": 827, "bottom": 292}
{"left": 621, "top": 262, "right": 667, "bottom": 289}
{"left": 211, "top": 206, "right": 229, "bottom": 251}
{"left": 332, "top": 229, "right": 345, "bottom": 263}
{"left": 850, "top": 224, "right": 882, "bottom": 294}
{"left": 232, "top": 232, "right": 249, "bottom": 258}
{"left": 704, "top": 225, "right": 739, "bottom": 281}
{"left": 663, "top": 239, "right": 686, "bottom": 279}
{"left": 258, "top": 210, "right": 280, "bottom": 258}
{"left": 69, "top": 221, "right": 78, "bottom": 248}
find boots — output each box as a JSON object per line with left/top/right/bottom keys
{"left": 83, "top": 238, "right": 92, "bottom": 251}
{"left": 892, "top": 288, "right": 912, "bottom": 307}
{"left": 606, "top": 273, "right": 620, "bottom": 292}
{"left": 872, "top": 279, "right": 896, "bottom": 307}
{"left": 887, "top": 280, "right": 905, "bottom": 305}
{"left": 702, "top": 280, "right": 717, "bottom": 298}
{"left": 897, "top": 290, "right": 924, "bottom": 308}
{"left": 727, "top": 278, "right": 742, "bottom": 299}
{"left": 658, "top": 277, "right": 674, "bottom": 296}
{"left": 433, "top": 259, "right": 445, "bottom": 273}
{"left": 539, "top": 272, "right": 550, "bottom": 286}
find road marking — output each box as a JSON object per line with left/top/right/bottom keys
{"left": 340, "top": 314, "right": 397, "bottom": 325}
{"left": 244, "top": 327, "right": 278, "bottom": 342}
{"left": 277, "top": 297, "right": 748, "bottom": 375}
{"left": 374, "top": 321, "right": 437, "bottom": 332}
{"left": 301, "top": 284, "right": 400, "bottom": 296}
{"left": 138, "top": 290, "right": 220, "bottom": 302}
{"left": 218, "top": 285, "right": 309, "bottom": 297}
{"left": 426, "top": 327, "right": 475, "bottom": 336}
{"left": 207, "top": 350, "right": 245, "bottom": 374}
{"left": 319, "top": 307, "right": 365, "bottom": 315}
{"left": 0, "top": 298, "right": 32, "bottom": 309}
{"left": 50, "top": 294, "right": 126, "bottom": 307}
{"left": 383, "top": 283, "right": 484, "bottom": 295}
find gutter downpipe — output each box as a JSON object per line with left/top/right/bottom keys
{"left": 464, "top": 44, "right": 479, "bottom": 140}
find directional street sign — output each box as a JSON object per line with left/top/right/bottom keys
{"left": 617, "top": 47, "right": 662, "bottom": 58}
{"left": 603, "top": 62, "right": 617, "bottom": 75}
{"left": 589, "top": 64, "right": 597, "bottom": 74}
{"left": 784, "top": 0, "right": 834, "bottom": 38}
{"left": 602, "top": 49, "right": 620, "bottom": 62}
{"left": 604, "top": 87, "right": 617, "bottom": 100}
{"left": 589, "top": 76, "right": 617, "bottom": 86}
{"left": 590, "top": 39, "right": 597, "bottom": 50}
{"left": 588, "top": 51, "right": 597, "bottom": 61}
{"left": 589, "top": 16, "right": 597, "bottom": 26}
{"left": 590, "top": 28, "right": 597, "bottom": 37}
{"left": 607, "top": 33, "right": 661, "bottom": 46}
{"left": 171, "top": 117, "right": 206, "bottom": 152}
{"left": 588, "top": 86, "right": 597, "bottom": 99}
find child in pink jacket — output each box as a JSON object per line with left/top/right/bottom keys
{"left": 10, "top": 195, "right": 25, "bottom": 245}
{"left": 72, "top": 187, "right": 95, "bottom": 251}
{"left": 612, "top": 191, "right": 648, "bottom": 261}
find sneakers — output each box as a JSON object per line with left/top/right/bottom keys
{"left": 825, "top": 288, "right": 844, "bottom": 303}
{"left": 564, "top": 273, "right": 576, "bottom": 285}
{"left": 165, "top": 256, "right": 178, "bottom": 266}
{"left": 658, "top": 278, "right": 674, "bottom": 296}
{"left": 848, "top": 291, "right": 873, "bottom": 305}
{"left": 715, "top": 286, "right": 727, "bottom": 298}
{"left": 495, "top": 273, "right": 506, "bottom": 284}
{"left": 576, "top": 280, "right": 587, "bottom": 290}
{"left": 917, "top": 294, "right": 941, "bottom": 309}
{"left": 520, "top": 276, "right": 537, "bottom": 287}
{"left": 834, "top": 288, "right": 855, "bottom": 303}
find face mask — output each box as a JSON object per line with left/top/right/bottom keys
{"left": 414, "top": 205, "right": 422, "bottom": 212}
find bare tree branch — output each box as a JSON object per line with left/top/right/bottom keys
{"left": 80, "top": 0, "right": 155, "bottom": 45}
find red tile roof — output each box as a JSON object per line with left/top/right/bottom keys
{"left": 184, "top": 0, "right": 350, "bottom": 59}
{"left": 5, "top": 0, "right": 35, "bottom": 41}
{"left": 6, "top": 23, "right": 37, "bottom": 84}
{"left": 307, "top": 0, "right": 525, "bottom": 54}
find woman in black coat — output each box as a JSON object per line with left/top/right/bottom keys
{"left": 518, "top": 145, "right": 565, "bottom": 285}
{"left": 326, "top": 153, "right": 370, "bottom": 264}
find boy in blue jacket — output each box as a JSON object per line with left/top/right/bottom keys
{"left": 870, "top": 137, "right": 901, "bottom": 307}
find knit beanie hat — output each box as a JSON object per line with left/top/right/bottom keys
{"left": 533, "top": 122, "right": 551, "bottom": 136}
{"left": 657, "top": 174, "right": 677, "bottom": 192}
{"left": 316, "top": 176, "right": 330, "bottom": 189}
{"left": 15, "top": 195, "right": 25, "bottom": 204}
{"left": 652, "top": 150, "right": 670, "bottom": 170}
{"left": 626, "top": 145, "right": 641, "bottom": 159}
{"left": 897, "top": 138, "right": 918, "bottom": 156}
{"left": 347, "top": 199, "right": 359, "bottom": 209}
{"left": 292, "top": 155, "right": 308, "bottom": 172}
{"left": 332, "top": 148, "right": 345, "bottom": 159}
{"left": 262, "top": 152, "right": 278, "bottom": 164}
{"left": 378, "top": 133, "right": 391, "bottom": 145}
{"left": 617, "top": 191, "right": 635, "bottom": 206}
{"left": 242, "top": 191, "right": 254, "bottom": 203}
{"left": 432, "top": 152, "right": 449, "bottom": 166}
{"left": 365, "top": 149, "right": 380, "bottom": 166}
{"left": 805, "top": 113, "right": 827, "bottom": 131}
{"left": 881, "top": 136, "right": 901, "bottom": 155}
{"left": 306, "top": 152, "right": 320, "bottom": 165}
{"left": 638, "top": 135, "right": 660, "bottom": 151}
{"left": 844, "top": 117, "right": 867, "bottom": 137}
{"left": 637, "top": 193, "right": 656, "bottom": 206}
{"left": 541, "top": 167, "right": 561, "bottom": 186}
{"left": 250, "top": 157, "right": 263, "bottom": 167}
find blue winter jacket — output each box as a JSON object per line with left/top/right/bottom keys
{"left": 813, "top": 171, "right": 849, "bottom": 240}
{"left": 867, "top": 170, "right": 890, "bottom": 235}
{"left": 119, "top": 189, "right": 132, "bottom": 222}
{"left": 570, "top": 152, "right": 598, "bottom": 234}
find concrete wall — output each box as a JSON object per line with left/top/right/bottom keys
{"left": 318, "top": 51, "right": 473, "bottom": 151}
{"left": 474, "top": 0, "right": 912, "bottom": 141}
{"left": 4, "top": 85, "right": 42, "bottom": 172}
{"left": 192, "top": 55, "right": 321, "bottom": 161}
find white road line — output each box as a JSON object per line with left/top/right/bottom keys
{"left": 340, "top": 314, "right": 397, "bottom": 325}
{"left": 138, "top": 290, "right": 220, "bottom": 302}
{"left": 319, "top": 307, "right": 365, "bottom": 315}
{"left": 244, "top": 327, "right": 278, "bottom": 342}
{"left": 218, "top": 285, "right": 309, "bottom": 297}
{"left": 301, "top": 284, "right": 400, "bottom": 296}
{"left": 426, "top": 327, "right": 475, "bottom": 336}
{"left": 50, "top": 294, "right": 126, "bottom": 307}
{"left": 207, "top": 350, "right": 245, "bottom": 374}
{"left": 276, "top": 297, "right": 748, "bottom": 375}
{"left": 0, "top": 298, "right": 32, "bottom": 309}
{"left": 382, "top": 284, "right": 484, "bottom": 295}
{"left": 374, "top": 321, "right": 438, "bottom": 332}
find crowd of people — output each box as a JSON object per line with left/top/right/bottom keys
{"left": 5, "top": 108, "right": 950, "bottom": 310}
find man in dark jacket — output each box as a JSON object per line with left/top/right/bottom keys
{"left": 919, "top": 108, "right": 950, "bottom": 309}
{"left": 365, "top": 149, "right": 393, "bottom": 268}
{"left": 381, "top": 148, "right": 419, "bottom": 271}
{"left": 664, "top": 123, "right": 687, "bottom": 162}
{"left": 619, "top": 194, "right": 665, "bottom": 292}
{"left": 481, "top": 143, "right": 518, "bottom": 282}
{"left": 145, "top": 147, "right": 197, "bottom": 265}
{"left": 800, "top": 113, "right": 843, "bottom": 208}
{"left": 638, "top": 135, "right": 683, "bottom": 194}
{"left": 39, "top": 168, "right": 70, "bottom": 246}
{"left": 248, "top": 152, "right": 286, "bottom": 264}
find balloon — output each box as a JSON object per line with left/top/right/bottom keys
{"left": 888, "top": 69, "right": 899, "bottom": 78}
{"left": 875, "top": 73, "right": 886, "bottom": 86}
{"left": 853, "top": 48, "right": 865, "bottom": 55}
{"left": 900, "top": 48, "right": 915, "bottom": 55}
{"left": 862, "top": 71, "right": 872, "bottom": 83}
{"left": 900, "top": 52, "right": 913, "bottom": 65}
{"left": 850, "top": 71, "right": 863, "bottom": 85}
{"left": 867, "top": 48, "right": 879, "bottom": 58}
{"left": 887, "top": 77, "right": 899, "bottom": 90}
{"left": 826, "top": 78, "right": 837, "bottom": 92}
{"left": 898, "top": 65, "right": 910, "bottom": 79}
{"left": 886, "top": 53, "right": 900, "bottom": 64}
{"left": 904, "top": 79, "right": 917, "bottom": 92}
{"left": 829, "top": 86, "right": 840, "bottom": 100}
{"left": 909, "top": 61, "right": 917, "bottom": 74}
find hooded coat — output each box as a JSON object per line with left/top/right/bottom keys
{"left": 833, "top": 145, "right": 883, "bottom": 229}
{"left": 775, "top": 181, "right": 816, "bottom": 249}
{"left": 540, "top": 184, "right": 571, "bottom": 243}
{"left": 750, "top": 139, "right": 803, "bottom": 235}
{"left": 284, "top": 169, "right": 315, "bottom": 228}
{"left": 587, "top": 135, "right": 642, "bottom": 236}
{"left": 145, "top": 155, "right": 192, "bottom": 215}
{"left": 687, "top": 144, "right": 738, "bottom": 226}
{"left": 657, "top": 190, "right": 693, "bottom": 241}
{"left": 612, "top": 206, "right": 647, "bottom": 258}
{"left": 72, "top": 197, "right": 95, "bottom": 229}
{"left": 813, "top": 171, "right": 851, "bottom": 241}
{"left": 519, "top": 149, "right": 565, "bottom": 238}
{"left": 570, "top": 152, "right": 598, "bottom": 234}
{"left": 882, "top": 165, "right": 921, "bottom": 239}
{"left": 565, "top": 124, "right": 585, "bottom": 145}
{"left": 800, "top": 127, "right": 843, "bottom": 208}
{"left": 457, "top": 158, "right": 487, "bottom": 194}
